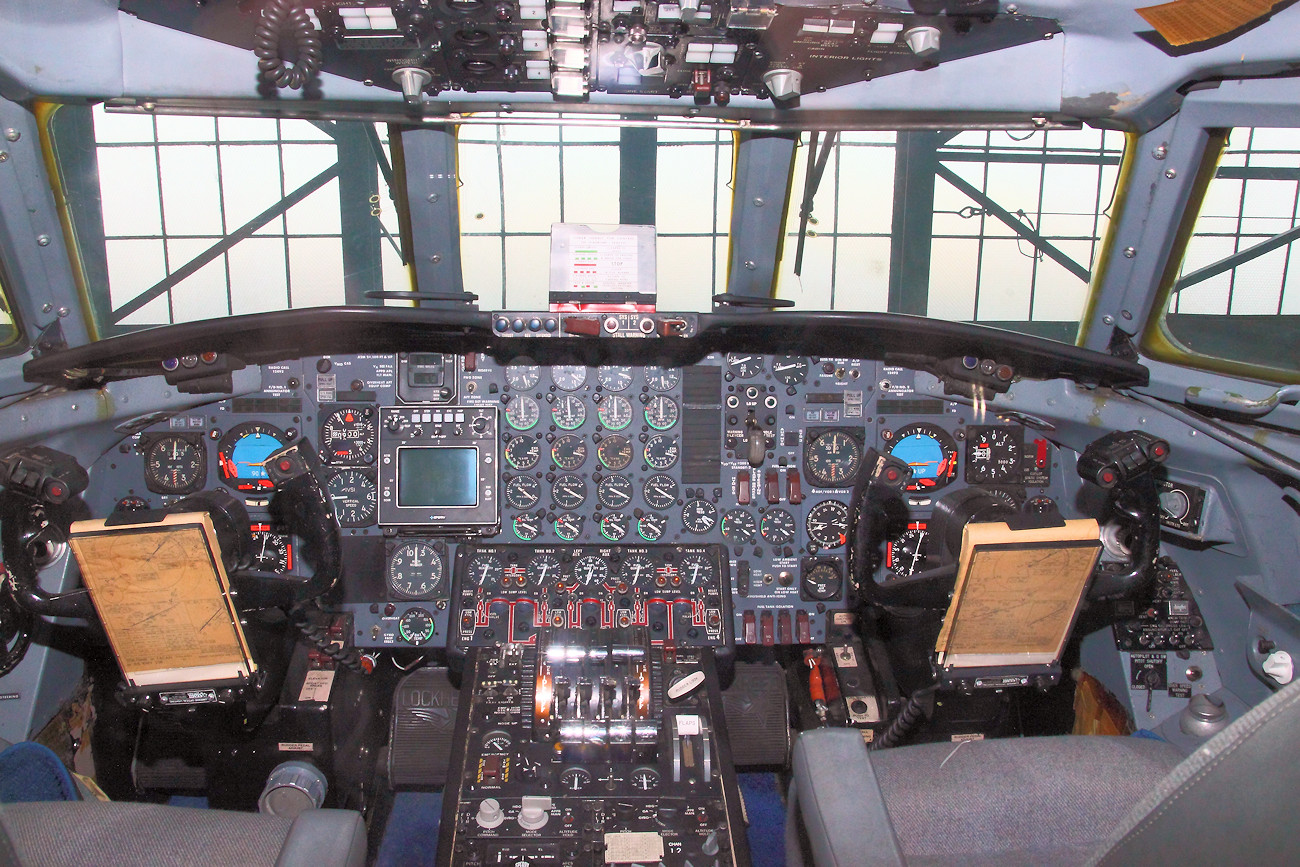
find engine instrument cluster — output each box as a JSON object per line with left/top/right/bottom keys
{"left": 87, "top": 341, "right": 1065, "bottom": 652}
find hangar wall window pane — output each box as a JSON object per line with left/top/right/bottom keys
{"left": 51, "top": 105, "right": 403, "bottom": 336}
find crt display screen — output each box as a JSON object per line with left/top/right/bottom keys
{"left": 397, "top": 448, "right": 478, "bottom": 507}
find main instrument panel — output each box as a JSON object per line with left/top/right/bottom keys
{"left": 87, "top": 343, "right": 1065, "bottom": 652}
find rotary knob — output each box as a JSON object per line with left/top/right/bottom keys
{"left": 475, "top": 798, "right": 504, "bottom": 829}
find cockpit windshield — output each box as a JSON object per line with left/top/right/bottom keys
{"left": 50, "top": 104, "right": 1124, "bottom": 345}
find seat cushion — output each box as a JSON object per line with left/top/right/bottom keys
{"left": 0, "top": 801, "right": 365, "bottom": 867}
{"left": 869, "top": 735, "right": 1185, "bottom": 867}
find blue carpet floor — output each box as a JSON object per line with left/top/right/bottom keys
{"left": 376, "top": 791, "right": 442, "bottom": 867}
{"left": 740, "top": 772, "right": 786, "bottom": 867}
{"left": 0, "top": 742, "right": 78, "bottom": 803}
{"left": 375, "top": 777, "right": 784, "bottom": 866}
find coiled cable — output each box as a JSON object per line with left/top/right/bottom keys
{"left": 870, "top": 685, "right": 937, "bottom": 751}
{"left": 253, "top": 0, "right": 322, "bottom": 91}
{"left": 290, "top": 605, "right": 364, "bottom": 673}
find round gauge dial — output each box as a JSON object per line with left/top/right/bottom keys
{"left": 597, "top": 474, "right": 634, "bottom": 510}
{"left": 388, "top": 540, "right": 444, "bottom": 599}
{"left": 512, "top": 513, "right": 542, "bottom": 541}
{"left": 727, "top": 354, "right": 765, "bottom": 379}
{"left": 638, "top": 512, "right": 668, "bottom": 541}
{"left": 504, "top": 435, "right": 542, "bottom": 470}
{"left": 682, "top": 499, "right": 718, "bottom": 535}
{"left": 965, "top": 427, "right": 1021, "bottom": 484}
{"left": 467, "top": 553, "right": 505, "bottom": 587}
{"left": 887, "top": 423, "right": 959, "bottom": 491}
{"left": 114, "top": 495, "right": 150, "bottom": 512}
{"left": 802, "top": 562, "right": 842, "bottom": 600}
{"left": 805, "top": 430, "right": 863, "bottom": 487}
{"left": 397, "top": 608, "right": 435, "bottom": 645}
{"left": 573, "top": 555, "right": 610, "bottom": 586}
{"left": 642, "top": 475, "right": 679, "bottom": 510}
{"left": 772, "top": 356, "right": 809, "bottom": 385}
{"left": 250, "top": 526, "right": 292, "bottom": 572}
{"left": 598, "top": 365, "right": 633, "bottom": 392}
{"left": 504, "top": 475, "right": 542, "bottom": 510}
{"left": 505, "top": 359, "right": 541, "bottom": 390}
{"left": 326, "top": 469, "right": 377, "bottom": 526}
{"left": 1159, "top": 489, "right": 1191, "bottom": 522}
{"left": 551, "top": 474, "right": 588, "bottom": 510}
{"left": 506, "top": 394, "right": 541, "bottom": 430}
{"left": 806, "top": 500, "right": 849, "bottom": 548}
{"left": 559, "top": 767, "right": 592, "bottom": 792}
{"left": 482, "top": 730, "right": 512, "bottom": 751}
{"left": 761, "top": 508, "right": 797, "bottom": 545}
{"left": 679, "top": 553, "right": 715, "bottom": 585}
{"left": 600, "top": 512, "right": 630, "bottom": 542}
{"left": 597, "top": 394, "right": 634, "bottom": 431}
{"left": 721, "top": 508, "right": 757, "bottom": 543}
{"left": 597, "top": 435, "right": 634, "bottom": 471}
{"left": 644, "top": 435, "right": 679, "bottom": 470}
{"left": 644, "top": 365, "right": 680, "bottom": 392}
{"left": 620, "top": 554, "right": 657, "bottom": 585}
{"left": 886, "top": 525, "right": 930, "bottom": 578}
{"left": 217, "top": 422, "right": 286, "bottom": 491}
{"left": 527, "top": 553, "right": 563, "bottom": 585}
{"left": 551, "top": 365, "right": 588, "bottom": 391}
{"left": 644, "top": 396, "right": 680, "bottom": 431}
{"left": 551, "top": 435, "right": 588, "bottom": 471}
{"left": 320, "top": 407, "right": 376, "bottom": 464}
{"left": 554, "top": 513, "right": 584, "bottom": 541}
{"left": 551, "top": 394, "right": 587, "bottom": 430}
{"left": 144, "top": 435, "right": 206, "bottom": 494}
{"left": 630, "top": 767, "right": 660, "bottom": 791}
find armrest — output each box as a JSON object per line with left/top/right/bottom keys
{"left": 275, "top": 809, "right": 367, "bottom": 867}
{"left": 791, "top": 728, "right": 906, "bottom": 867}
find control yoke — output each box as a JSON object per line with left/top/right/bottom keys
{"left": 1077, "top": 430, "right": 1171, "bottom": 600}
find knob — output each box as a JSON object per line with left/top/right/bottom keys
{"left": 1263, "top": 650, "right": 1294, "bottom": 685}
{"left": 762, "top": 68, "right": 802, "bottom": 105}
{"left": 518, "top": 795, "right": 551, "bottom": 830}
{"left": 475, "top": 798, "right": 504, "bottom": 829}
{"left": 472, "top": 416, "right": 489, "bottom": 434}
{"left": 1179, "top": 693, "right": 1229, "bottom": 737}
{"left": 904, "top": 26, "right": 941, "bottom": 59}
{"left": 392, "top": 67, "right": 433, "bottom": 104}
{"left": 702, "top": 829, "right": 720, "bottom": 856}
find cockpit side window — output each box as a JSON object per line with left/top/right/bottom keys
{"left": 1149, "top": 127, "right": 1300, "bottom": 381}
{"left": 0, "top": 260, "right": 22, "bottom": 353}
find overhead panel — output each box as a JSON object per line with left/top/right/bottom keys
{"left": 120, "top": 1, "right": 1059, "bottom": 108}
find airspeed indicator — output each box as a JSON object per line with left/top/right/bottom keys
{"left": 804, "top": 429, "right": 862, "bottom": 487}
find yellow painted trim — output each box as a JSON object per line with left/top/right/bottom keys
{"left": 1076, "top": 131, "right": 1138, "bottom": 347}
{"left": 35, "top": 102, "right": 100, "bottom": 341}
{"left": 1138, "top": 129, "right": 1300, "bottom": 384}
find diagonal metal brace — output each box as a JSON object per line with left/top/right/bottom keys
{"left": 935, "top": 163, "right": 1090, "bottom": 283}
{"left": 112, "top": 163, "right": 342, "bottom": 323}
